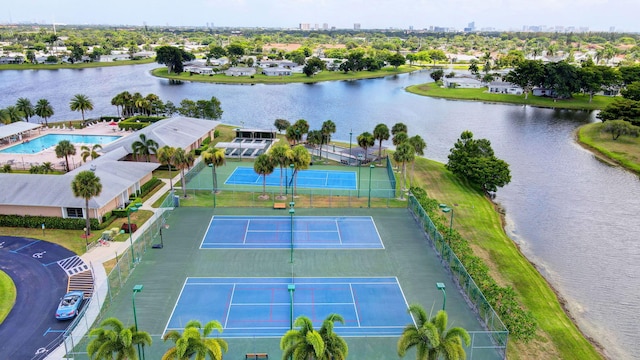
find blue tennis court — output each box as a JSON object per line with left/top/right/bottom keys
{"left": 164, "top": 277, "right": 413, "bottom": 338}
{"left": 200, "top": 216, "right": 383, "bottom": 249}
{"left": 225, "top": 167, "right": 357, "bottom": 190}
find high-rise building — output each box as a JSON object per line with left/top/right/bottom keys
{"left": 354, "top": 23, "right": 361, "bottom": 30}
{"left": 323, "top": 23, "right": 328, "bottom": 30}
{"left": 299, "top": 23, "right": 310, "bottom": 30}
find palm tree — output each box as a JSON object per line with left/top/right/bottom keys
{"left": 291, "top": 145, "right": 311, "bottom": 197}
{"left": 393, "top": 142, "right": 415, "bottom": 197}
{"left": 373, "top": 123, "right": 390, "bottom": 164}
{"left": 87, "top": 317, "right": 152, "bottom": 360}
{"left": 157, "top": 146, "right": 177, "bottom": 191}
{"left": 397, "top": 306, "right": 470, "bottom": 360}
{"left": 306, "top": 130, "right": 324, "bottom": 158}
{"left": 269, "top": 143, "right": 293, "bottom": 199}
{"left": 55, "top": 140, "right": 76, "bottom": 172}
{"left": 317, "top": 314, "right": 349, "bottom": 360}
{"left": 69, "top": 94, "right": 94, "bottom": 121}
{"left": 131, "top": 134, "right": 159, "bottom": 162}
{"left": 202, "top": 146, "right": 226, "bottom": 193}
{"left": 15, "top": 98, "right": 35, "bottom": 122}
{"left": 111, "top": 92, "right": 126, "bottom": 118}
{"left": 4, "top": 106, "right": 25, "bottom": 123}
{"left": 41, "top": 162, "right": 54, "bottom": 174}
{"left": 173, "top": 147, "right": 195, "bottom": 198}
{"left": 0, "top": 109, "right": 10, "bottom": 125}
{"left": 280, "top": 316, "right": 325, "bottom": 360}
{"left": 162, "top": 320, "right": 228, "bottom": 360}
{"left": 391, "top": 122, "right": 408, "bottom": 137}
{"left": 393, "top": 132, "right": 409, "bottom": 147}
{"left": 408, "top": 135, "right": 426, "bottom": 189}
{"left": 320, "top": 119, "right": 337, "bottom": 160}
{"left": 71, "top": 170, "right": 102, "bottom": 239}
{"left": 34, "top": 99, "right": 54, "bottom": 126}
{"left": 357, "top": 132, "right": 375, "bottom": 162}
{"left": 81, "top": 144, "right": 102, "bottom": 163}
{"left": 254, "top": 153, "right": 275, "bottom": 198}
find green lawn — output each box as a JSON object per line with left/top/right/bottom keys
{"left": 409, "top": 157, "right": 602, "bottom": 360}
{"left": 578, "top": 122, "right": 640, "bottom": 174}
{"left": 0, "top": 270, "right": 16, "bottom": 324}
{"left": 0, "top": 58, "right": 155, "bottom": 70}
{"left": 407, "top": 82, "right": 614, "bottom": 111}
{"left": 151, "top": 65, "right": 419, "bottom": 84}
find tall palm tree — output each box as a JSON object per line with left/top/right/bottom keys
{"left": 254, "top": 153, "right": 275, "bottom": 198}
{"left": 55, "top": 140, "right": 76, "bottom": 172}
{"left": 202, "top": 146, "right": 226, "bottom": 193}
{"left": 34, "top": 98, "right": 54, "bottom": 126}
{"left": 357, "top": 131, "right": 375, "bottom": 162}
{"left": 306, "top": 130, "right": 324, "bottom": 158}
{"left": 393, "top": 142, "right": 415, "bottom": 197}
{"left": 408, "top": 135, "right": 426, "bottom": 189}
{"left": 0, "top": 108, "right": 10, "bottom": 125}
{"left": 397, "top": 306, "right": 470, "bottom": 360}
{"left": 269, "top": 143, "right": 293, "bottom": 199}
{"left": 291, "top": 145, "right": 311, "bottom": 197}
{"left": 71, "top": 170, "right": 102, "bottom": 239}
{"left": 173, "top": 147, "right": 195, "bottom": 198}
{"left": 87, "top": 317, "right": 152, "bottom": 360}
{"left": 391, "top": 122, "right": 408, "bottom": 137}
{"left": 373, "top": 123, "right": 390, "bottom": 164}
{"left": 280, "top": 316, "right": 325, "bottom": 360}
{"left": 162, "top": 320, "right": 228, "bottom": 360}
{"left": 81, "top": 144, "right": 102, "bottom": 163}
{"left": 317, "top": 314, "right": 349, "bottom": 360}
{"left": 131, "top": 134, "right": 159, "bottom": 162}
{"left": 69, "top": 94, "right": 94, "bottom": 121}
{"left": 111, "top": 92, "right": 125, "bottom": 118}
{"left": 393, "top": 132, "right": 409, "bottom": 147}
{"left": 15, "top": 98, "right": 35, "bottom": 122}
{"left": 157, "top": 146, "right": 177, "bottom": 191}
{"left": 320, "top": 119, "right": 336, "bottom": 160}
{"left": 4, "top": 106, "right": 25, "bottom": 123}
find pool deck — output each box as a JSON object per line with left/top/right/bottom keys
{"left": 0, "top": 121, "right": 134, "bottom": 171}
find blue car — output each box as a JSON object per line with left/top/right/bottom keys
{"left": 55, "top": 291, "right": 84, "bottom": 320}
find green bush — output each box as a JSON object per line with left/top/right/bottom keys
{"left": 410, "top": 186, "right": 537, "bottom": 341}
{"left": 112, "top": 198, "right": 144, "bottom": 218}
{"left": 0, "top": 214, "right": 99, "bottom": 230}
{"left": 140, "top": 177, "right": 162, "bottom": 197}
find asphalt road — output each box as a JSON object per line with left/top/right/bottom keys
{"left": 0, "top": 236, "right": 77, "bottom": 359}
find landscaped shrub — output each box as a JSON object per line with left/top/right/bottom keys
{"left": 0, "top": 214, "right": 99, "bottom": 230}
{"left": 140, "top": 177, "right": 162, "bottom": 197}
{"left": 410, "top": 186, "right": 537, "bottom": 341}
{"left": 112, "top": 198, "right": 143, "bottom": 218}
{"left": 118, "top": 116, "right": 165, "bottom": 130}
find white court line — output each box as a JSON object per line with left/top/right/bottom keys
{"left": 336, "top": 219, "right": 343, "bottom": 245}
{"left": 349, "top": 283, "right": 362, "bottom": 327}
{"left": 396, "top": 276, "right": 416, "bottom": 327}
{"left": 224, "top": 284, "right": 236, "bottom": 329}
{"left": 232, "top": 302, "right": 356, "bottom": 306}
{"left": 243, "top": 219, "right": 250, "bottom": 244}
{"left": 198, "top": 216, "right": 217, "bottom": 249}
{"left": 163, "top": 278, "right": 189, "bottom": 336}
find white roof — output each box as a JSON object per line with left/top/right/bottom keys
{"left": 0, "top": 122, "right": 42, "bottom": 140}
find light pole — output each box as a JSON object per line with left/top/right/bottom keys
{"left": 349, "top": 130, "right": 352, "bottom": 161}
{"left": 289, "top": 205, "right": 295, "bottom": 263}
{"left": 236, "top": 128, "right": 242, "bottom": 161}
{"left": 132, "top": 284, "right": 144, "bottom": 360}
{"left": 357, "top": 154, "right": 363, "bottom": 198}
{"left": 288, "top": 284, "right": 296, "bottom": 330}
{"left": 289, "top": 163, "right": 295, "bottom": 202}
{"left": 368, "top": 164, "right": 374, "bottom": 208}
{"left": 436, "top": 282, "right": 446, "bottom": 311}
{"left": 208, "top": 163, "right": 216, "bottom": 209}
{"left": 120, "top": 205, "right": 139, "bottom": 265}
{"left": 440, "top": 204, "right": 454, "bottom": 244}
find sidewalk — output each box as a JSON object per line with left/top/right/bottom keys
{"left": 46, "top": 176, "right": 177, "bottom": 360}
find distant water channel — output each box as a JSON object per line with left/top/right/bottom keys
{"left": 1, "top": 64, "right": 639, "bottom": 359}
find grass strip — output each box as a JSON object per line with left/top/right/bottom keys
{"left": 578, "top": 122, "right": 640, "bottom": 174}
{"left": 0, "top": 271, "right": 16, "bottom": 324}
{"left": 407, "top": 82, "right": 613, "bottom": 111}
{"left": 409, "top": 157, "right": 601, "bottom": 360}
{"left": 0, "top": 58, "right": 154, "bottom": 70}
{"left": 151, "top": 65, "right": 418, "bottom": 84}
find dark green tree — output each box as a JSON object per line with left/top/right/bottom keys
{"left": 87, "top": 317, "right": 151, "bottom": 360}
{"left": 621, "top": 81, "right": 640, "bottom": 101}
{"left": 156, "top": 46, "right": 195, "bottom": 73}
{"left": 254, "top": 153, "right": 275, "bottom": 197}
{"left": 131, "top": 134, "right": 159, "bottom": 162}
{"left": 373, "top": 123, "right": 390, "bottom": 163}
{"left": 55, "top": 140, "right": 76, "bottom": 172}
{"left": 387, "top": 53, "right": 406, "bottom": 69}
{"left": 71, "top": 170, "right": 102, "bottom": 238}
{"left": 162, "top": 320, "right": 227, "bottom": 360}
{"left": 430, "top": 69, "right": 445, "bottom": 82}
{"left": 34, "top": 98, "right": 54, "bottom": 126}
{"left": 357, "top": 131, "right": 375, "bottom": 162}
{"left": 69, "top": 94, "right": 94, "bottom": 121}
{"left": 15, "top": 98, "right": 35, "bottom": 122}
{"left": 274, "top": 119, "right": 291, "bottom": 133}
{"left": 601, "top": 120, "right": 640, "bottom": 140}
{"left": 597, "top": 98, "right": 640, "bottom": 125}
{"left": 303, "top": 57, "right": 325, "bottom": 77}
{"left": 503, "top": 60, "right": 545, "bottom": 99}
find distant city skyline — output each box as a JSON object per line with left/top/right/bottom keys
{"left": 4, "top": 0, "right": 639, "bottom": 33}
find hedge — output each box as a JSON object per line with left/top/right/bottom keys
{"left": 118, "top": 116, "right": 165, "bottom": 130}
{"left": 411, "top": 186, "right": 537, "bottom": 341}
{"left": 140, "top": 177, "right": 162, "bottom": 197}
{"left": 0, "top": 214, "right": 99, "bottom": 230}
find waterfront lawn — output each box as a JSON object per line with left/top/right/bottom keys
{"left": 578, "top": 122, "right": 640, "bottom": 174}
{"left": 151, "top": 65, "right": 418, "bottom": 84}
{"left": 410, "top": 157, "right": 601, "bottom": 360}
{"left": 0, "top": 58, "right": 155, "bottom": 70}
{"left": 0, "top": 271, "right": 16, "bottom": 324}
{"left": 407, "top": 82, "right": 613, "bottom": 111}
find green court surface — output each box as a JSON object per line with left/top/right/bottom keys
{"left": 93, "top": 207, "right": 502, "bottom": 360}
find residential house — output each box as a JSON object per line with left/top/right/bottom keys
{"left": 225, "top": 67, "right": 256, "bottom": 77}
{"left": 443, "top": 76, "right": 485, "bottom": 88}
{"left": 488, "top": 81, "right": 524, "bottom": 95}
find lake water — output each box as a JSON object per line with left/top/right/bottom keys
{"left": 1, "top": 64, "right": 638, "bottom": 359}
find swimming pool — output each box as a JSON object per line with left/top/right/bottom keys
{"left": 0, "top": 134, "right": 121, "bottom": 154}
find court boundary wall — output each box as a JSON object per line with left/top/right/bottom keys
{"left": 408, "top": 194, "right": 509, "bottom": 359}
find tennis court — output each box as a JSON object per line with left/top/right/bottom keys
{"left": 164, "top": 277, "right": 413, "bottom": 338}
{"left": 225, "top": 167, "right": 357, "bottom": 190}
{"left": 200, "top": 215, "right": 383, "bottom": 249}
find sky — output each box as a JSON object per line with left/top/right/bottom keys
{"left": 4, "top": 0, "right": 640, "bottom": 33}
